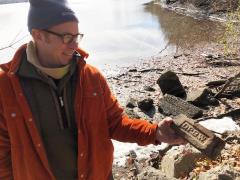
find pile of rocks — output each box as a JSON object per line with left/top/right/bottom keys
{"left": 108, "top": 45, "right": 240, "bottom": 179}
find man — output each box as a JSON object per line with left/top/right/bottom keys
{"left": 0, "top": 0, "right": 185, "bottom": 179}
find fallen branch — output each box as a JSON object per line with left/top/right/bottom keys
{"left": 176, "top": 71, "right": 205, "bottom": 76}
{"left": 215, "top": 72, "right": 240, "bottom": 98}
{"left": 0, "top": 32, "right": 29, "bottom": 51}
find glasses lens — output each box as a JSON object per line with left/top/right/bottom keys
{"left": 63, "top": 34, "right": 74, "bottom": 44}
{"left": 63, "top": 34, "right": 84, "bottom": 44}
{"left": 77, "top": 34, "right": 84, "bottom": 43}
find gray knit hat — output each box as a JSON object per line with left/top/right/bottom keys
{"left": 28, "top": 0, "right": 79, "bottom": 32}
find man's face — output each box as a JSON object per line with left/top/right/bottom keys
{"left": 36, "top": 21, "right": 80, "bottom": 68}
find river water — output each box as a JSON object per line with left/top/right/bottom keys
{"left": 0, "top": 0, "right": 224, "bottom": 68}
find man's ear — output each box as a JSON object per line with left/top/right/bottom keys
{"left": 31, "top": 29, "right": 43, "bottom": 42}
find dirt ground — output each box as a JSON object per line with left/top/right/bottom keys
{"left": 104, "top": 42, "right": 240, "bottom": 179}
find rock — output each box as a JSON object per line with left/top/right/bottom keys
{"left": 161, "top": 145, "right": 205, "bottom": 178}
{"left": 206, "top": 79, "right": 227, "bottom": 87}
{"left": 126, "top": 97, "right": 138, "bottom": 108}
{"left": 158, "top": 94, "right": 203, "bottom": 118}
{"left": 187, "top": 88, "right": 219, "bottom": 107}
{"left": 129, "top": 68, "right": 137, "bottom": 72}
{"left": 137, "top": 166, "right": 177, "bottom": 180}
{"left": 157, "top": 71, "right": 186, "bottom": 99}
{"left": 198, "top": 164, "right": 240, "bottom": 180}
{"left": 166, "top": 0, "right": 178, "bottom": 5}
{"left": 128, "top": 150, "right": 137, "bottom": 159}
{"left": 124, "top": 108, "right": 141, "bottom": 119}
{"left": 148, "top": 152, "right": 160, "bottom": 169}
{"left": 143, "top": 86, "right": 156, "bottom": 92}
{"left": 138, "top": 98, "right": 154, "bottom": 112}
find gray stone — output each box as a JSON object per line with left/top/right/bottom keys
{"left": 157, "top": 71, "right": 186, "bottom": 99}
{"left": 137, "top": 166, "right": 177, "bottom": 180}
{"left": 161, "top": 145, "right": 205, "bottom": 178}
{"left": 124, "top": 108, "right": 141, "bottom": 119}
{"left": 198, "top": 164, "right": 240, "bottom": 180}
{"left": 187, "top": 88, "right": 219, "bottom": 107}
{"left": 126, "top": 97, "right": 138, "bottom": 108}
{"left": 158, "top": 94, "right": 203, "bottom": 118}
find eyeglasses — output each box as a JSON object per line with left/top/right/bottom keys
{"left": 42, "top": 29, "right": 84, "bottom": 44}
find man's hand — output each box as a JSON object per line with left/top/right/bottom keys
{"left": 155, "top": 117, "right": 186, "bottom": 145}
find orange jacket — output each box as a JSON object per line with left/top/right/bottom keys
{"left": 0, "top": 44, "right": 158, "bottom": 180}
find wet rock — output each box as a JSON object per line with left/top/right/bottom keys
{"left": 161, "top": 145, "right": 205, "bottom": 178}
{"left": 126, "top": 97, "right": 138, "bottom": 108}
{"left": 138, "top": 98, "right": 154, "bottom": 112}
{"left": 198, "top": 164, "right": 240, "bottom": 180}
{"left": 187, "top": 88, "right": 219, "bottom": 107}
{"left": 158, "top": 94, "right": 203, "bottom": 118}
{"left": 137, "top": 166, "right": 177, "bottom": 180}
{"left": 157, "top": 71, "right": 186, "bottom": 99}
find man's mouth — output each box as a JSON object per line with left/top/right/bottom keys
{"left": 63, "top": 52, "right": 74, "bottom": 56}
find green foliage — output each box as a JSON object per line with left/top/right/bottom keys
{"left": 220, "top": 2, "right": 240, "bottom": 57}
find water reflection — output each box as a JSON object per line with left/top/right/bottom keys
{"left": 144, "top": 3, "right": 225, "bottom": 50}
{"left": 0, "top": 0, "right": 226, "bottom": 68}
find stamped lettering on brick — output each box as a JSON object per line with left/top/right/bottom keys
{"left": 180, "top": 122, "right": 208, "bottom": 143}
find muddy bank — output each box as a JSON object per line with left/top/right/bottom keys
{"left": 147, "top": 0, "right": 239, "bottom": 22}
{"left": 104, "top": 42, "right": 240, "bottom": 123}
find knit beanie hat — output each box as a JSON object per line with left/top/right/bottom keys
{"left": 27, "top": 0, "right": 79, "bottom": 32}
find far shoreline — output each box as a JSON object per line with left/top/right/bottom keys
{"left": 0, "top": 0, "right": 27, "bottom": 5}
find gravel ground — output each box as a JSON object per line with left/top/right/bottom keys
{"left": 102, "top": 42, "right": 240, "bottom": 179}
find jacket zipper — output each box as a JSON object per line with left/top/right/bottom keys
{"left": 63, "top": 87, "right": 72, "bottom": 128}
{"left": 50, "top": 87, "right": 65, "bottom": 129}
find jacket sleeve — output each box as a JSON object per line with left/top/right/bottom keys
{"left": 0, "top": 97, "right": 13, "bottom": 179}
{"left": 99, "top": 73, "right": 158, "bottom": 146}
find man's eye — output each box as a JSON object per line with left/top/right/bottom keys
{"left": 64, "top": 35, "right": 73, "bottom": 42}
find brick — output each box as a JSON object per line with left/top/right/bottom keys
{"left": 171, "top": 114, "right": 225, "bottom": 159}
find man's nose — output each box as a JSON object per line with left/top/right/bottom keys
{"left": 68, "top": 40, "right": 78, "bottom": 49}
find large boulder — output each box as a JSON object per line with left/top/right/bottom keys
{"left": 161, "top": 145, "right": 205, "bottom": 178}
{"left": 157, "top": 71, "right": 186, "bottom": 99}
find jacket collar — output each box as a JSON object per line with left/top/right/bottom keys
{"left": 7, "top": 43, "right": 89, "bottom": 76}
